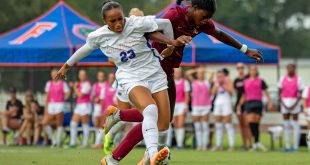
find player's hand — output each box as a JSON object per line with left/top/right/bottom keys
{"left": 246, "top": 48, "right": 264, "bottom": 63}
{"left": 236, "top": 105, "right": 242, "bottom": 115}
{"left": 171, "top": 35, "right": 192, "bottom": 46}
{"left": 54, "top": 64, "right": 69, "bottom": 80}
{"left": 160, "top": 46, "right": 175, "bottom": 58}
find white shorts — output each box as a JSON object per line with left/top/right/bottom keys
{"left": 47, "top": 102, "right": 64, "bottom": 115}
{"left": 74, "top": 103, "right": 91, "bottom": 116}
{"left": 173, "top": 103, "right": 187, "bottom": 117}
{"left": 93, "top": 104, "right": 102, "bottom": 117}
{"left": 121, "top": 71, "right": 168, "bottom": 102}
{"left": 281, "top": 98, "right": 301, "bottom": 114}
{"left": 306, "top": 108, "right": 310, "bottom": 121}
{"left": 213, "top": 103, "right": 233, "bottom": 116}
{"left": 116, "top": 86, "right": 130, "bottom": 103}
{"left": 192, "top": 106, "right": 211, "bottom": 116}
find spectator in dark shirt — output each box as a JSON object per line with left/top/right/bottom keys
{"left": 233, "top": 63, "right": 251, "bottom": 150}
{"left": 1, "top": 87, "right": 23, "bottom": 144}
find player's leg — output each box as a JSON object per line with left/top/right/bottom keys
{"left": 307, "top": 120, "right": 310, "bottom": 151}
{"left": 291, "top": 113, "right": 300, "bottom": 151}
{"left": 69, "top": 113, "right": 80, "bottom": 147}
{"left": 42, "top": 112, "right": 56, "bottom": 146}
{"left": 173, "top": 104, "right": 186, "bottom": 148}
{"left": 202, "top": 107, "right": 210, "bottom": 150}
{"left": 128, "top": 86, "right": 163, "bottom": 163}
{"left": 81, "top": 114, "right": 90, "bottom": 148}
{"left": 223, "top": 104, "right": 234, "bottom": 151}
{"left": 237, "top": 105, "right": 248, "bottom": 149}
{"left": 214, "top": 115, "right": 224, "bottom": 150}
{"left": 282, "top": 112, "right": 291, "bottom": 151}
{"left": 192, "top": 107, "right": 202, "bottom": 150}
{"left": 55, "top": 112, "right": 64, "bottom": 147}
{"left": 93, "top": 104, "right": 102, "bottom": 147}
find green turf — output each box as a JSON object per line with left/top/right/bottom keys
{"left": 1, "top": 133, "right": 310, "bottom": 165}
{"left": 0, "top": 146, "right": 310, "bottom": 165}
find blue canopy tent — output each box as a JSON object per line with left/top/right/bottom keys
{"left": 156, "top": 1, "right": 281, "bottom": 65}
{"left": 0, "top": 1, "right": 281, "bottom": 67}
{"left": 0, "top": 1, "right": 110, "bottom": 67}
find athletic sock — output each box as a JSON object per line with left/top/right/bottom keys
{"left": 166, "top": 124, "right": 173, "bottom": 147}
{"left": 225, "top": 123, "right": 235, "bottom": 148}
{"left": 120, "top": 109, "right": 144, "bottom": 122}
{"left": 283, "top": 120, "right": 291, "bottom": 149}
{"left": 158, "top": 130, "right": 168, "bottom": 149}
{"left": 194, "top": 122, "right": 202, "bottom": 148}
{"left": 45, "top": 125, "right": 56, "bottom": 145}
{"left": 56, "top": 126, "right": 63, "bottom": 146}
{"left": 201, "top": 122, "right": 210, "bottom": 149}
{"left": 215, "top": 123, "right": 224, "bottom": 147}
{"left": 175, "top": 128, "right": 185, "bottom": 148}
{"left": 142, "top": 104, "right": 159, "bottom": 158}
{"left": 249, "top": 123, "right": 259, "bottom": 143}
{"left": 290, "top": 121, "right": 300, "bottom": 150}
{"left": 94, "top": 128, "right": 102, "bottom": 145}
{"left": 108, "top": 122, "right": 126, "bottom": 139}
{"left": 112, "top": 123, "right": 144, "bottom": 161}
{"left": 70, "top": 121, "right": 78, "bottom": 146}
{"left": 82, "top": 124, "right": 90, "bottom": 147}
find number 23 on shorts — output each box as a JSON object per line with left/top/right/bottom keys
{"left": 120, "top": 49, "right": 136, "bottom": 63}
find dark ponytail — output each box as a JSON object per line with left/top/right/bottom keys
{"left": 191, "top": 0, "right": 217, "bottom": 13}
{"left": 176, "top": 0, "right": 183, "bottom": 5}
{"left": 101, "top": 0, "right": 122, "bottom": 18}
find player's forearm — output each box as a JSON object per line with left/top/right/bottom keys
{"left": 211, "top": 29, "right": 242, "bottom": 51}
{"left": 155, "top": 19, "right": 174, "bottom": 40}
{"left": 66, "top": 44, "right": 94, "bottom": 66}
{"left": 148, "top": 31, "right": 175, "bottom": 46}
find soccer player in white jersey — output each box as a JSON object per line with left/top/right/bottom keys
{"left": 42, "top": 69, "right": 70, "bottom": 147}
{"left": 54, "top": 1, "right": 191, "bottom": 164}
{"left": 211, "top": 70, "right": 235, "bottom": 151}
{"left": 278, "top": 64, "right": 304, "bottom": 152}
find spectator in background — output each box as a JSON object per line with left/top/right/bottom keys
{"left": 238, "top": 65, "right": 272, "bottom": 152}
{"left": 234, "top": 63, "right": 252, "bottom": 150}
{"left": 129, "top": 8, "right": 144, "bottom": 16}
{"left": 211, "top": 70, "right": 234, "bottom": 151}
{"left": 186, "top": 67, "right": 214, "bottom": 151}
{"left": 17, "top": 90, "right": 35, "bottom": 145}
{"left": 278, "top": 64, "right": 304, "bottom": 152}
{"left": 302, "top": 83, "right": 310, "bottom": 151}
{"left": 1, "top": 87, "right": 23, "bottom": 145}
{"left": 42, "top": 69, "right": 70, "bottom": 147}
{"left": 168, "top": 68, "right": 190, "bottom": 149}
{"left": 30, "top": 100, "right": 45, "bottom": 145}
{"left": 92, "top": 71, "right": 107, "bottom": 149}
{"left": 67, "top": 69, "right": 92, "bottom": 148}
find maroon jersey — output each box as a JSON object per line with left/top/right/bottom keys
{"left": 152, "top": 6, "right": 216, "bottom": 79}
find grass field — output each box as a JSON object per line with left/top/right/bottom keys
{"left": 1, "top": 146, "right": 310, "bottom": 165}
{"left": 1, "top": 133, "right": 310, "bottom": 165}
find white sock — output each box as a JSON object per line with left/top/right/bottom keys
{"left": 108, "top": 121, "right": 126, "bottom": 139}
{"left": 225, "top": 123, "right": 235, "bottom": 148}
{"left": 82, "top": 124, "right": 90, "bottom": 147}
{"left": 215, "top": 123, "right": 224, "bottom": 148}
{"left": 70, "top": 121, "right": 78, "bottom": 146}
{"left": 307, "top": 141, "right": 310, "bottom": 150}
{"left": 56, "top": 126, "right": 63, "bottom": 146}
{"left": 283, "top": 120, "right": 291, "bottom": 149}
{"left": 201, "top": 122, "right": 210, "bottom": 149}
{"left": 166, "top": 124, "right": 173, "bottom": 147}
{"left": 94, "top": 128, "right": 102, "bottom": 145}
{"left": 142, "top": 104, "right": 159, "bottom": 158}
{"left": 158, "top": 130, "right": 168, "bottom": 149}
{"left": 194, "top": 122, "right": 202, "bottom": 148}
{"left": 45, "top": 125, "right": 56, "bottom": 145}
{"left": 175, "top": 128, "right": 185, "bottom": 148}
{"left": 290, "top": 121, "right": 300, "bottom": 150}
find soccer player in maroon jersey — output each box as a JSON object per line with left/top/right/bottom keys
{"left": 103, "top": 0, "right": 263, "bottom": 164}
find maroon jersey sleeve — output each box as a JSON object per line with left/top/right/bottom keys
{"left": 201, "top": 20, "right": 216, "bottom": 35}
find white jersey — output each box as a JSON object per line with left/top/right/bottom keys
{"left": 86, "top": 16, "right": 163, "bottom": 85}
{"left": 214, "top": 86, "right": 232, "bottom": 105}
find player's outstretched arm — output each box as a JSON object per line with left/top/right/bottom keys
{"left": 54, "top": 44, "right": 94, "bottom": 80}
{"left": 210, "top": 28, "right": 264, "bottom": 63}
